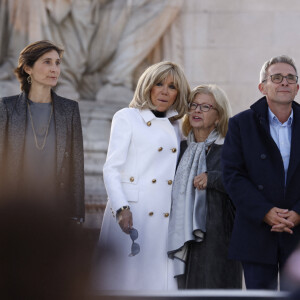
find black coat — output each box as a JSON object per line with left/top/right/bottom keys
{"left": 178, "top": 140, "right": 242, "bottom": 289}
{"left": 222, "top": 96, "right": 300, "bottom": 264}
{"left": 0, "top": 91, "right": 85, "bottom": 221}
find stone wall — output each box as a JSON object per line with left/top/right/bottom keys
{"left": 85, "top": 1, "right": 300, "bottom": 228}
{"left": 181, "top": 0, "right": 300, "bottom": 115}
{"left": 84, "top": 0, "right": 300, "bottom": 228}
{"left": 2, "top": 1, "right": 300, "bottom": 228}
{"left": 80, "top": 100, "right": 125, "bottom": 228}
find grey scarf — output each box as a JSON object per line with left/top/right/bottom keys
{"left": 168, "top": 129, "right": 219, "bottom": 276}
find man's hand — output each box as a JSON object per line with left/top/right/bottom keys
{"left": 117, "top": 209, "right": 133, "bottom": 234}
{"left": 273, "top": 210, "right": 300, "bottom": 233}
{"left": 264, "top": 207, "right": 294, "bottom": 234}
{"left": 194, "top": 172, "right": 208, "bottom": 190}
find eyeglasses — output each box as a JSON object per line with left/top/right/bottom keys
{"left": 188, "top": 102, "right": 216, "bottom": 112}
{"left": 129, "top": 228, "right": 140, "bottom": 257}
{"left": 262, "top": 74, "right": 298, "bottom": 84}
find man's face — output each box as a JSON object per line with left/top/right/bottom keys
{"left": 259, "top": 63, "right": 299, "bottom": 107}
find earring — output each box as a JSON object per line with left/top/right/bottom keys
{"left": 27, "top": 75, "right": 32, "bottom": 84}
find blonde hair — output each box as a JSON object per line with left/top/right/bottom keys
{"left": 182, "top": 84, "right": 232, "bottom": 137}
{"left": 129, "top": 61, "right": 190, "bottom": 120}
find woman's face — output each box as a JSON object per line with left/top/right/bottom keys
{"left": 188, "top": 93, "right": 219, "bottom": 133}
{"left": 150, "top": 74, "right": 178, "bottom": 112}
{"left": 25, "top": 50, "right": 61, "bottom": 89}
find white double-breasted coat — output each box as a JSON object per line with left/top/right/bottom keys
{"left": 94, "top": 107, "right": 181, "bottom": 291}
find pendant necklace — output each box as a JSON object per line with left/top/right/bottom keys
{"left": 27, "top": 101, "right": 53, "bottom": 150}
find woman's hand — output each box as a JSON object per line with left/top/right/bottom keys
{"left": 117, "top": 209, "right": 133, "bottom": 234}
{"left": 194, "top": 172, "right": 208, "bottom": 190}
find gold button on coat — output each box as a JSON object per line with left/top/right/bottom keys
{"left": 164, "top": 213, "right": 169, "bottom": 217}
{"left": 158, "top": 147, "right": 163, "bottom": 151}
{"left": 168, "top": 180, "right": 172, "bottom": 185}
{"left": 172, "top": 148, "right": 177, "bottom": 153}
{"left": 152, "top": 179, "right": 157, "bottom": 183}
{"left": 110, "top": 208, "right": 115, "bottom": 218}
{"left": 147, "top": 121, "right": 151, "bottom": 126}
{"left": 130, "top": 177, "right": 134, "bottom": 182}
{"left": 149, "top": 212, "right": 154, "bottom": 216}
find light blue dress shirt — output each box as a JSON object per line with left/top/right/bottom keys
{"left": 268, "top": 108, "right": 293, "bottom": 184}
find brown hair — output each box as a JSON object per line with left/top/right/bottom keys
{"left": 14, "top": 40, "right": 64, "bottom": 94}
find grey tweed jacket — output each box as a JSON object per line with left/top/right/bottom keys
{"left": 0, "top": 91, "right": 85, "bottom": 221}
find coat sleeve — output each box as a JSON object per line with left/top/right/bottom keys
{"left": 103, "top": 109, "right": 133, "bottom": 213}
{"left": 222, "top": 117, "right": 274, "bottom": 225}
{"left": 207, "top": 170, "right": 227, "bottom": 194}
{"left": 0, "top": 99, "right": 7, "bottom": 181}
{"left": 71, "top": 102, "right": 85, "bottom": 221}
{"left": 206, "top": 144, "right": 227, "bottom": 193}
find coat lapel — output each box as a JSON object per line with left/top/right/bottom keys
{"left": 52, "top": 93, "right": 67, "bottom": 175}
{"left": 251, "top": 97, "right": 282, "bottom": 151}
{"left": 8, "top": 93, "right": 27, "bottom": 177}
{"left": 251, "top": 97, "right": 271, "bottom": 136}
{"left": 287, "top": 103, "right": 300, "bottom": 185}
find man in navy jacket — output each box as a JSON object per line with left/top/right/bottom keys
{"left": 222, "top": 55, "right": 300, "bottom": 290}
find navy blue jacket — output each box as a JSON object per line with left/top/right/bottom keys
{"left": 222, "top": 96, "right": 300, "bottom": 264}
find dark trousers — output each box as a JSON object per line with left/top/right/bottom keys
{"left": 242, "top": 236, "right": 291, "bottom": 290}
{"left": 242, "top": 261, "right": 282, "bottom": 290}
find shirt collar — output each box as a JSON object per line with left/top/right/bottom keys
{"left": 215, "top": 135, "right": 224, "bottom": 145}
{"left": 268, "top": 107, "right": 293, "bottom": 127}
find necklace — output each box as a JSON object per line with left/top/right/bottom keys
{"left": 27, "top": 101, "right": 53, "bottom": 150}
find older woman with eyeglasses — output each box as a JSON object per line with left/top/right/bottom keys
{"left": 168, "top": 84, "right": 242, "bottom": 289}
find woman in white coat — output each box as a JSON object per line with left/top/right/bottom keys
{"left": 94, "top": 61, "right": 190, "bottom": 291}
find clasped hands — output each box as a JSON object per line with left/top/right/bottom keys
{"left": 264, "top": 207, "right": 300, "bottom": 234}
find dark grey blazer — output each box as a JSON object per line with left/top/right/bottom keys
{"left": 0, "top": 91, "right": 85, "bottom": 221}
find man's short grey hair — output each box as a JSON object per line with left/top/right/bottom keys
{"left": 259, "top": 55, "right": 298, "bottom": 83}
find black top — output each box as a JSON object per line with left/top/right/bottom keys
{"left": 151, "top": 110, "right": 166, "bottom": 118}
